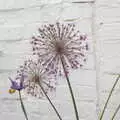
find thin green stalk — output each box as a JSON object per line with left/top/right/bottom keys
{"left": 111, "top": 104, "right": 120, "bottom": 120}
{"left": 60, "top": 57, "right": 79, "bottom": 120}
{"left": 38, "top": 82, "right": 62, "bottom": 120}
{"left": 18, "top": 90, "right": 29, "bottom": 120}
{"left": 99, "top": 75, "right": 120, "bottom": 120}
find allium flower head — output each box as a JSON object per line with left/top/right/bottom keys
{"left": 9, "top": 59, "right": 56, "bottom": 98}
{"left": 31, "top": 22, "right": 88, "bottom": 75}
{"left": 20, "top": 59, "right": 56, "bottom": 98}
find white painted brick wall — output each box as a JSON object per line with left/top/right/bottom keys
{"left": 1, "top": 0, "right": 95, "bottom": 120}
{"left": 96, "top": 0, "right": 120, "bottom": 120}
{"left": 1, "top": 0, "right": 119, "bottom": 120}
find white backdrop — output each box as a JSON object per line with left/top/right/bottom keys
{"left": 0, "top": 0, "right": 120, "bottom": 120}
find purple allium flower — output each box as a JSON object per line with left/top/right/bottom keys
{"left": 31, "top": 22, "right": 88, "bottom": 76}
{"left": 21, "top": 59, "right": 56, "bottom": 98}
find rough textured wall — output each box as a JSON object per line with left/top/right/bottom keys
{"left": 0, "top": 0, "right": 101, "bottom": 120}
{"left": 96, "top": 0, "right": 120, "bottom": 120}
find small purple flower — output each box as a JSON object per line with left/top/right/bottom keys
{"left": 9, "top": 66, "right": 27, "bottom": 91}
{"left": 9, "top": 77, "right": 25, "bottom": 91}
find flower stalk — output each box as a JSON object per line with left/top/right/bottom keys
{"left": 60, "top": 56, "right": 79, "bottom": 120}
{"left": 99, "top": 75, "right": 120, "bottom": 120}
{"left": 38, "top": 81, "right": 62, "bottom": 120}
{"left": 111, "top": 104, "right": 120, "bottom": 120}
{"left": 18, "top": 90, "right": 28, "bottom": 120}
{"left": 111, "top": 103, "right": 120, "bottom": 120}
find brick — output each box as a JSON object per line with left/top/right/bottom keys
{"left": 64, "top": 0, "right": 94, "bottom": 3}
{"left": 59, "top": 101, "right": 96, "bottom": 119}
{"left": 0, "top": 0, "right": 63, "bottom": 10}
{"left": 0, "top": 3, "right": 92, "bottom": 41}
{"left": 55, "top": 85, "right": 96, "bottom": 101}
{"left": 58, "top": 69, "right": 96, "bottom": 86}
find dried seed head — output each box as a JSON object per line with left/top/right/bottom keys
{"left": 31, "top": 22, "right": 88, "bottom": 76}
{"left": 9, "top": 59, "right": 56, "bottom": 98}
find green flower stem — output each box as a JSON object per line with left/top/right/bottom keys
{"left": 18, "top": 90, "right": 29, "bottom": 120}
{"left": 60, "top": 57, "right": 79, "bottom": 120}
{"left": 38, "top": 82, "right": 62, "bottom": 120}
{"left": 99, "top": 75, "right": 120, "bottom": 120}
{"left": 111, "top": 104, "right": 120, "bottom": 120}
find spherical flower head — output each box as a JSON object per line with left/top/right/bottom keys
{"left": 22, "top": 59, "right": 56, "bottom": 98}
{"left": 31, "top": 22, "right": 88, "bottom": 76}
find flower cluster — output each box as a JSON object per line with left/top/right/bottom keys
{"left": 9, "top": 22, "right": 88, "bottom": 97}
